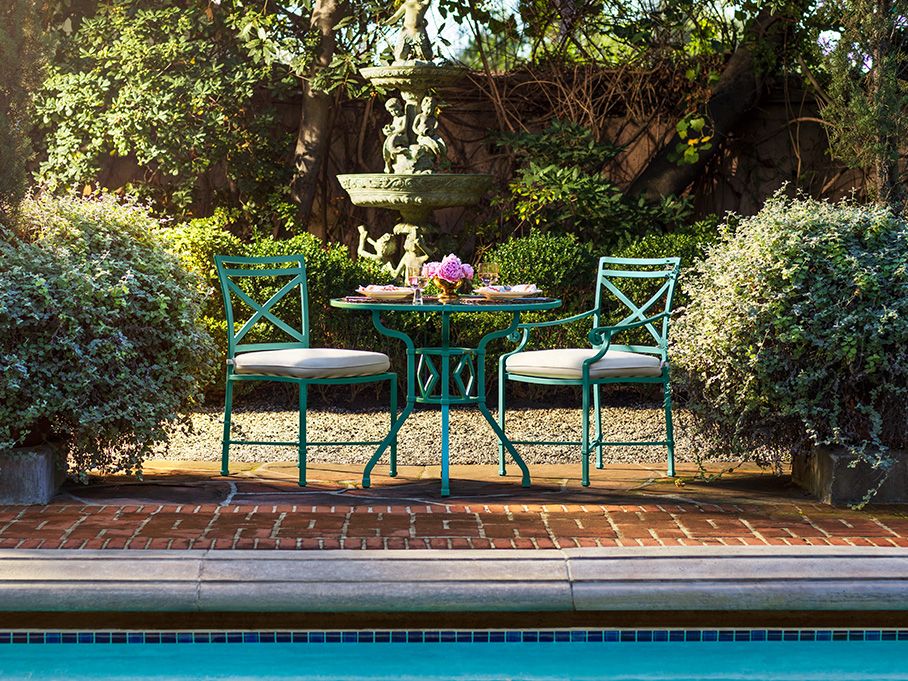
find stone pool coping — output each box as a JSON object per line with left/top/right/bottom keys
{"left": 2, "top": 546, "right": 908, "bottom": 614}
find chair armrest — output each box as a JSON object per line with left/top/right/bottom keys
{"left": 517, "top": 308, "right": 597, "bottom": 330}
{"left": 588, "top": 311, "right": 671, "bottom": 345}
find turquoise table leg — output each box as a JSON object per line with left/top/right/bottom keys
{"left": 439, "top": 312, "right": 452, "bottom": 497}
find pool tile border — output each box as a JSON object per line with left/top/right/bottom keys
{"left": 2, "top": 629, "right": 908, "bottom": 644}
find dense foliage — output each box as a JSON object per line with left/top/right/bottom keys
{"left": 490, "top": 121, "right": 693, "bottom": 248}
{"left": 0, "top": 194, "right": 215, "bottom": 475}
{"left": 673, "top": 193, "right": 908, "bottom": 487}
{"left": 34, "top": 0, "right": 294, "bottom": 219}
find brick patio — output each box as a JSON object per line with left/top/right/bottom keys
{"left": 2, "top": 462, "right": 908, "bottom": 550}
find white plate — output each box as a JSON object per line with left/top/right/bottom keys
{"left": 475, "top": 286, "right": 541, "bottom": 300}
{"left": 357, "top": 286, "right": 414, "bottom": 301}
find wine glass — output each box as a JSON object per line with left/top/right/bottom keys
{"left": 477, "top": 262, "right": 500, "bottom": 288}
{"left": 406, "top": 265, "right": 426, "bottom": 304}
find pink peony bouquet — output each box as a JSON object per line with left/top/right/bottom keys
{"left": 422, "top": 254, "right": 474, "bottom": 283}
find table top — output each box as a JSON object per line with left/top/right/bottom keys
{"left": 330, "top": 296, "right": 562, "bottom": 313}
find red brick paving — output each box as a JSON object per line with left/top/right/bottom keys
{"left": 2, "top": 461, "right": 908, "bottom": 549}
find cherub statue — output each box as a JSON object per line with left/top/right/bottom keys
{"left": 411, "top": 95, "right": 446, "bottom": 170}
{"left": 387, "top": 0, "right": 433, "bottom": 63}
{"left": 381, "top": 97, "right": 411, "bottom": 173}
{"left": 388, "top": 222, "right": 430, "bottom": 278}
{"left": 357, "top": 225, "right": 397, "bottom": 268}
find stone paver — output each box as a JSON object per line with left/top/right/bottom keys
{"left": 1, "top": 462, "right": 907, "bottom": 550}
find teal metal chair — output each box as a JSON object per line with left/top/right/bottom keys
{"left": 498, "top": 256, "right": 681, "bottom": 486}
{"left": 215, "top": 254, "right": 397, "bottom": 486}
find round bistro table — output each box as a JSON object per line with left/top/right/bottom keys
{"left": 330, "top": 295, "right": 562, "bottom": 496}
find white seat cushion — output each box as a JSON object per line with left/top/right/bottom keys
{"left": 506, "top": 348, "right": 662, "bottom": 379}
{"left": 233, "top": 348, "right": 390, "bottom": 379}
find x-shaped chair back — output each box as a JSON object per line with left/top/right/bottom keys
{"left": 214, "top": 255, "right": 309, "bottom": 359}
{"left": 594, "top": 256, "right": 681, "bottom": 360}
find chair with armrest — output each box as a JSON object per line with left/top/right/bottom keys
{"left": 497, "top": 256, "right": 680, "bottom": 486}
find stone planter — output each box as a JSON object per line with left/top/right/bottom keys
{"left": 0, "top": 443, "right": 67, "bottom": 505}
{"left": 792, "top": 447, "right": 908, "bottom": 506}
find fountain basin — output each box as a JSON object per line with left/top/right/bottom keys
{"left": 338, "top": 173, "right": 492, "bottom": 213}
{"left": 360, "top": 64, "right": 467, "bottom": 92}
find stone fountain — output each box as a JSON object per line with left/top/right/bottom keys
{"left": 339, "top": 0, "right": 491, "bottom": 276}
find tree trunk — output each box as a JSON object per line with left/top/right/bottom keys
{"left": 628, "top": 8, "right": 797, "bottom": 201}
{"left": 291, "top": 0, "right": 349, "bottom": 239}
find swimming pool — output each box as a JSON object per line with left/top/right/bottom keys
{"left": 2, "top": 630, "right": 908, "bottom": 680}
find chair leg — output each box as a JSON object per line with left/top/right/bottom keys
{"left": 593, "top": 383, "right": 604, "bottom": 469}
{"left": 220, "top": 378, "right": 233, "bottom": 477}
{"left": 664, "top": 379, "right": 675, "bottom": 477}
{"left": 497, "top": 368, "right": 507, "bottom": 476}
{"left": 298, "top": 383, "right": 308, "bottom": 487}
{"left": 581, "top": 384, "right": 591, "bottom": 487}
{"left": 389, "top": 377, "right": 398, "bottom": 478}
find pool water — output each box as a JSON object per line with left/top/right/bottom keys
{"left": 2, "top": 632, "right": 908, "bottom": 681}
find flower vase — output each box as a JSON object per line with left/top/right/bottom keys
{"left": 433, "top": 278, "right": 462, "bottom": 303}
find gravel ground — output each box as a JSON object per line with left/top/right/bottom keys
{"left": 154, "top": 398, "right": 719, "bottom": 466}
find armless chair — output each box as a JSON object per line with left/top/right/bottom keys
{"left": 215, "top": 254, "right": 397, "bottom": 486}
{"left": 498, "top": 256, "right": 680, "bottom": 486}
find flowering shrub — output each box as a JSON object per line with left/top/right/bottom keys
{"left": 673, "top": 192, "right": 908, "bottom": 495}
{"left": 422, "top": 254, "right": 474, "bottom": 282}
{"left": 0, "top": 194, "right": 215, "bottom": 476}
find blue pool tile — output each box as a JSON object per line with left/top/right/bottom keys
{"left": 620, "top": 631, "right": 636, "bottom": 643}
{"left": 174, "top": 633, "right": 191, "bottom": 644}
{"left": 127, "top": 633, "right": 144, "bottom": 644}
{"left": 374, "top": 632, "right": 390, "bottom": 643}
{"left": 27, "top": 633, "right": 45, "bottom": 644}
{"left": 865, "top": 631, "right": 881, "bottom": 641}
{"left": 0, "top": 633, "right": 9, "bottom": 644}
{"left": 799, "top": 631, "right": 816, "bottom": 642}
{"left": 309, "top": 632, "right": 326, "bottom": 643}
{"left": 192, "top": 633, "right": 210, "bottom": 644}
{"left": 440, "top": 631, "right": 456, "bottom": 643}
{"left": 505, "top": 631, "right": 521, "bottom": 643}
{"left": 390, "top": 632, "right": 407, "bottom": 643}
{"left": 259, "top": 632, "right": 276, "bottom": 644}
{"left": 570, "top": 631, "right": 586, "bottom": 642}
{"left": 588, "top": 631, "right": 605, "bottom": 642}
{"left": 523, "top": 631, "right": 539, "bottom": 643}
{"left": 94, "top": 633, "right": 111, "bottom": 644}
{"left": 78, "top": 633, "right": 94, "bottom": 644}
{"left": 356, "top": 632, "right": 373, "bottom": 643}
{"left": 653, "top": 631, "right": 669, "bottom": 642}
{"left": 12, "top": 634, "right": 27, "bottom": 645}
{"left": 882, "top": 631, "right": 897, "bottom": 641}
{"left": 815, "top": 631, "right": 831, "bottom": 641}
{"left": 407, "top": 632, "right": 424, "bottom": 643}
{"left": 424, "top": 631, "right": 440, "bottom": 643}
{"left": 223, "top": 633, "right": 240, "bottom": 644}
{"left": 210, "top": 632, "right": 227, "bottom": 643}
{"left": 538, "top": 631, "right": 554, "bottom": 643}
{"left": 849, "top": 631, "right": 865, "bottom": 641}
{"left": 242, "top": 633, "right": 259, "bottom": 644}
{"left": 637, "top": 631, "right": 653, "bottom": 642}
{"left": 734, "top": 631, "right": 750, "bottom": 642}
{"left": 750, "top": 631, "right": 766, "bottom": 642}
{"left": 161, "top": 633, "right": 177, "bottom": 644}
{"left": 341, "top": 632, "right": 357, "bottom": 643}
{"left": 325, "top": 632, "right": 341, "bottom": 644}
{"left": 718, "top": 631, "right": 733, "bottom": 642}
{"left": 702, "top": 631, "right": 718, "bottom": 642}
{"left": 456, "top": 632, "right": 472, "bottom": 643}
{"left": 555, "top": 631, "right": 571, "bottom": 643}
{"left": 62, "top": 633, "right": 78, "bottom": 644}
{"left": 145, "top": 633, "right": 161, "bottom": 644}
{"left": 45, "top": 633, "right": 62, "bottom": 644}
{"left": 899, "top": 631, "right": 908, "bottom": 641}
{"left": 110, "top": 632, "right": 127, "bottom": 644}
{"left": 767, "top": 630, "right": 782, "bottom": 642}
{"left": 602, "top": 631, "right": 618, "bottom": 643}
{"left": 833, "top": 630, "right": 848, "bottom": 641}
{"left": 473, "top": 631, "right": 490, "bottom": 643}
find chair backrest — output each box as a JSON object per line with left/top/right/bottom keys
{"left": 594, "top": 256, "right": 681, "bottom": 358}
{"left": 214, "top": 254, "right": 309, "bottom": 358}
